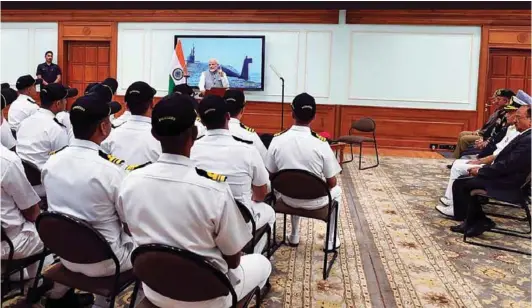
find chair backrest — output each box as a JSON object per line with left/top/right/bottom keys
{"left": 132, "top": 244, "right": 236, "bottom": 305}
{"left": 20, "top": 159, "right": 42, "bottom": 186}
{"left": 271, "top": 169, "right": 332, "bottom": 202}
{"left": 35, "top": 211, "right": 118, "bottom": 266}
{"left": 352, "top": 117, "right": 376, "bottom": 133}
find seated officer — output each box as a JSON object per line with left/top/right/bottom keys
{"left": 450, "top": 105, "right": 531, "bottom": 237}
{"left": 191, "top": 95, "right": 275, "bottom": 253}
{"left": 16, "top": 83, "right": 75, "bottom": 170}
{"left": 1, "top": 87, "right": 18, "bottom": 150}
{"left": 224, "top": 90, "right": 268, "bottom": 162}
{"left": 101, "top": 81, "right": 161, "bottom": 165}
{"left": 265, "top": 93, "right": 341, "bottom": 250}
{"left": 437, "top": 99, "right": 523, "bottom": 214}
{"left": 173, "top": 83, "right": 207, "bottom": 138}
{"left": 8, "top": 75, "right": 40, "bottom": 132}
{"left": 41, "top": 93, "right": 134, "bottom": 307}
{"left": 118, "top": 93, "right": 271, "bottom": 307}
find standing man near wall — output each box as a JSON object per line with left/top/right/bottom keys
{"left": 36, "top": 51, "right": 62, "bottom": 86}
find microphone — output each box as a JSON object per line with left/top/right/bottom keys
{"left": 269, "top": 65, "right": 284, "bottom": 81}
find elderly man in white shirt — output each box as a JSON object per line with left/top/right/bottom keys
{"left": 8, "top": 75, "right": 40, "bottom": 132}
{"left": 199, "top": 58, "right": 230, "bottom": 94}
{"left": 266, "top": 93, "right": 342, "bottom": 251}
{"left": 118, "top": 94, "right": 271, "bottom": 308}
{"left": 101, "top": 81, "right": 161, "bottom": 165}
{"left": 436, "top": 98, "right": 525, "bottom": 217}
{"left": 191, "top": 95, "right": 275, "bottom": 254}
{"left": 224, "top": 90, "right": 268, "bottom": 163}
{"left": 1, "top": 87, "right": 18, "bottom": 150}
{"left": 42, "top": 93, "right": 133, "bottom": 308}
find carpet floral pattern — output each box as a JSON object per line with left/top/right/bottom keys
{"left": 2, "top": 156, "right": 530, "bottom": 308}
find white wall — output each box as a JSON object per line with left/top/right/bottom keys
{"left": 118, "top": 22, "right": 481, "bottom": 110}
{"left": 1, "top": 22, "right": 58, "bottom": 88}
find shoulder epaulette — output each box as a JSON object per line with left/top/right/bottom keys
{"left": 49, "top": 145, "right": 67, "bottom": 155}
{"left": 274, "top": 129, "right": 288, "bottom": 137}
{"left": 311, "top": 131, "right": 327, "bottom": 142}
{"left": 239, "top": 123, "right": 255, "bottom": 133}
{"left": 53, "top": 118, "right": 66, "bottom": 128}
{"left": 28, "top": 98, "right": 37, "bottom": 104}
{"left": 232, "top": 136, "right": 253, "bottom": 144}
{"left": 98, "top": 150, "right": 125, "bottom": 165}
{"left": 195, "top": 168, "right": 227, "bottom": 182}
{"left": 125, "top": 161, "right": 152, "bottom": 171}
{"left": 196, "top": 116, "right": 202, "bottom": 122}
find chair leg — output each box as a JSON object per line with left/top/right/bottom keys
{"left": 342, "top": 144, "right": 355, "bottom": 164}
{"left": 322, "top": 202, "right": 340, "bottom": 280}
{"left": 358, "top": 143, "right": 363, "bottom": 170}
{"left": 128, "top": 280, "right": 140, "bottom": 308}
{"left": 108, "top": 294, "right": 116, "bottom": 308}
{"left": 282, "top": 214, "right": 287, "bottom": 244}
{"left": 359, "top": 142, "right": 380, "bottom": 170}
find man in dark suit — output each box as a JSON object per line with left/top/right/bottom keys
{"left": 450, "top": 105, "right": 531, "bottom": 237}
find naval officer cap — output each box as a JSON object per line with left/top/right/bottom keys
{"left": 1, "top": 88, "right": 18, "bottom": 110}
{"left": 70, "top": 92, "right": 122, "bottom": 127}
{"left": 16, "top": 75, "right": 41, "bottom": 90}
{"left": 152, "top": 93, "right": 197, "bottom": 136}
{"left": 40, "top": 83, "right": 78, "bottom": 104}
{"left": 224, "top": 89, "right": 246, "bottom": 109}
{"left": 493, "top": 88, "right": 516, "bottom": 100}
{"left": 198, "top": 94, "right": 228, "bottom": 124}
{"left": 291, "top": 92, "right": 316, "bottom": 122}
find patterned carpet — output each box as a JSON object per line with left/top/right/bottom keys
{"left": 2, "top": 156, "right": 531, "bottom": 307}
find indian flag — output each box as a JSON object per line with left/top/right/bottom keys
{"left": 168, "top": 39, "right": 188, "bottom": 94}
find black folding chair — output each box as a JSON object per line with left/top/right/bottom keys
{"left": 235, "top": 200, "right": 272, "bottom": 258}
{"left": 336, "top": 117, "right": 379, "bottom": 170}
{"left": 131, "top": 244, "right": 262, "bottom": 308}
{"left": 268, "top": 169, "right": 339, "bottom": 280}
{"left": 20, "top": 158, "right": 47, "bottom": 211}
{"left": 35, "top": 211, "right": 138, "bottom": 308}
{"left": 1, "top": 227, "right": 49, "bottom": 302}
{"left": 464, "top": 175, "right": 531, "bottom": 255}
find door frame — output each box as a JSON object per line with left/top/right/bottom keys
{"left": 475, "top": 25, "right": 531, "bottom": 128}
{"left": 58, "top": 21, "right": 117, "bottom": 90}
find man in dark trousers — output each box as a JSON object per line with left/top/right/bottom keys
{"left": 450, "top": 105, "right": 531, "bottom": 237}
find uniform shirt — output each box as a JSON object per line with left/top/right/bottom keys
{"left": 111, "top": 110, "right": 131, "bottom": 128}
{"left": 196, "top": 119, "right": 206, "bottom": 139}
{"left": 36, "top": 62, "right": 62, "bottom": 84}
{"left": 493, "top": 125, "right": 520, "bottom": 156}
{"left": 101, "top": 115, "right": 161, "bottom": 165}
{"left": 1, "top": 145, "right": 40, "bottom": 235}
{"left": 265, "top": 125, "right": 342, "bottom": 206}
{"left": 118, "top": 154, "right": 251, "bottom": 306}
{"left": 229, "top": 118, "right": 268, "bottom": 162}
{"left": 1, "top": 118, "right": 17, "bottom": 149}
{"left": 55, "top": 111, "right": 74, "bottom": 143}
{"left": 191, "top": 129, "right": 269, "bottom": 210}
{"left": 42, "top": 139, "right": 132, "bottom": 264}
{"left": 16, "top": 108, "right": 69, "bottom": 169}
{"left": 7, "top": 94, "right": 39, "bottom": 132}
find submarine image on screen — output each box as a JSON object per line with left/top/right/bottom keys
{"left": 178, "top": 37, "right": 264, "bottom": 89}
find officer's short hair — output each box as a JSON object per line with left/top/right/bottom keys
{"left": 45, "top": 51, "right": 53, "bottom": 57}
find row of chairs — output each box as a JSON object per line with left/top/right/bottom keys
{"left": 1, "top": 169, "right": 342, "bottom": 307}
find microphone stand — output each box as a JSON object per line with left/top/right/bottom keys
{"left": 280, "top": 76, "right": 285, "bottom": 130}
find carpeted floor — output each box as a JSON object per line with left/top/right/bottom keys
{"left": 3, "top": 156, "right": 530, "bottom": 307}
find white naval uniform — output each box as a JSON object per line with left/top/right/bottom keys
{"left": 16, "top": 108, "right": 69, "bottom": 170}
{"left": 55, "top": 111, "right": 74, "bottom": 144}
{"left": 101, "top": 115, "right": 162, "bottom": 165}
{"left": 191, "top": 129, "right": 275, "bottom": 253}
{"left": 7, "top": 94, "right": 39, "bottom": 132}
{"left": 41, "top": 139, "right": 134, "bottom": 278}
{"left": 265, "top": 125, "right": 342, "bottom": 247}
{"left": 196, "top": 119, "right": 207, "bottom": 139}
{"left": 229, "top": 118, "right": 267, "bottom": 163}
{"left": 111, "top": 110, "right": 131, "bottom": 128}
{"left": 118, "top": 154, "right": 271, "bottom": 308}
{"left": 1, "top": 118, "right": 17, "bottom": 149}
{"left": 443, "top": 125, "right": 522, "bottom": 203}
{"left": 1, "top": 145, "right": 43, "bottom": 279}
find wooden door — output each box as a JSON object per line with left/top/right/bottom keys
{"left": 65, "top": 41, "right": 110, "bottom": 109}
{"left": 485, "top": 49, "right": 531, "bottom": 119}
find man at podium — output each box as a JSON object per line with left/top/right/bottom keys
{"left": 198, "top": 58, "right": 230, "bottom": 95}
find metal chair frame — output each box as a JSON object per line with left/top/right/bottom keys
{"left": 339, "top": 117, "right": 379, "bottom": 170}
{"left": 235, "top": 200, "right": 272, "bottom": 258}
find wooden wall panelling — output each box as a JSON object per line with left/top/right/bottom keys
{"left": 488, "top": 26, "right": 532, "bottom": 49}
{"left": 339, "top": 106, "right": 478, "bottom": 151}
{"left": 1, "top": 10, "right": 339, "bottom": 24}
{"left": 475, "top": 25, "right": 490, "bottom": 128}
{"left": 346, "top": 10, "right": 531, "bottom": 26}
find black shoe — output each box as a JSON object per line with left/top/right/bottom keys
{"left": 45, "top": 289, "right": 95, "bottom": 308}
{"left": 446, "top": 164, "right": 452, "bottom": 169}
{"left": 450, "top": 221, "right": 467, "bottom": 233}
{"left": 465, "top": 219, "right": 496, "bottom": 237}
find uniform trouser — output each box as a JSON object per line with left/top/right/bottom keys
{"left": 278, "top": 186, "right": 342, "bottom": 246}
{"left": 453, "top": 131, "right": 481, "bottom": 159}
{"left": 250, "top": 201, "right": 276, "bottom": 254}
{"left": 444, "top": 160, "right": 483, "bottom": 202}
{"left": 144, "top": 254, "right": 272, "bottom": 308}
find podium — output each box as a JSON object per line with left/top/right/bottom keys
{"left": 204, "top": 87, "right": 244, "bottom": 97}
